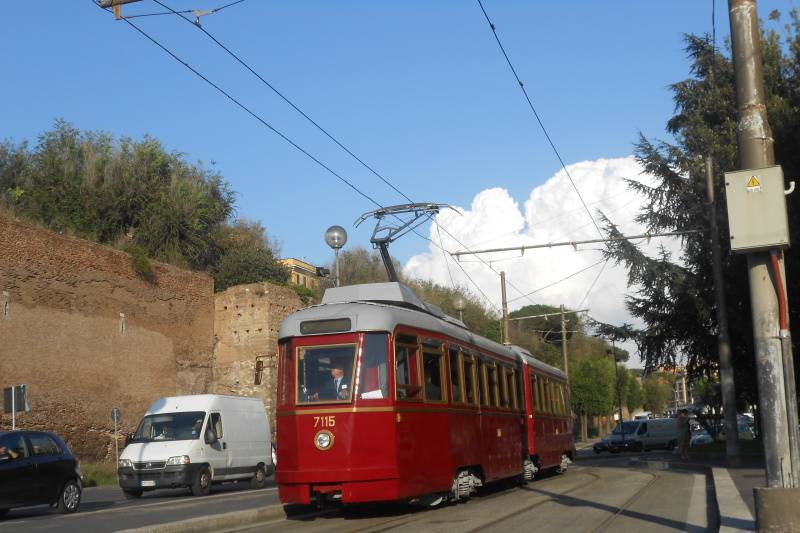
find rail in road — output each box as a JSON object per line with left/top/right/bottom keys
{"left": 227, "top": 454, "right": 715, "bottom": 533}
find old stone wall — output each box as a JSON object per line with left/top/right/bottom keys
{"left": 211, "top": 283, "right": 303, "bottom": 429}
{"left": 0, "top": 215, "right": 215, "bottom": 461}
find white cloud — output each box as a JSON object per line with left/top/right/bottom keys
{"left": 403, "top": 156, "right": 681, "bottom": 366}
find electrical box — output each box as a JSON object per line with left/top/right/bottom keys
{"left": 724, "top": 165, "right": 790, "bottom": 253}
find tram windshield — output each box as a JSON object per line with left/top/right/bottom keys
{"left": 297, "top": 344, "right": 357, "bottom": 404}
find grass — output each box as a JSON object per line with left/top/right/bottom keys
{"left": 81, "top": 463, "right": 118, "bottom": 487}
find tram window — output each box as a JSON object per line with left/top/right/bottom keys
{"left": 531, "top": 376, "right": 538, "bottom": 411}
{"left": 278, "top": 342, "right": 292, "bottom": 407}
{"left": 395, "top": 343, "right": 422, "bottom": 400}
{"left": 488, "top": 363, "right": 500, "bottom": 408}
{"left": 479, "top": 359, "right": 490, "bottom": 407}
{"left": 463, "top": 355, "right": 477, "bottom": 405}
{"left": 449, "top": 347, "right": 463, "bottom": 404}
{"left": 538, "top": 378, "right": 547, "bottom": 414}
{"left": 500, "top": 367, "right": 510, "bottom": 408}
{"left": 547, "top": 380, "right": 555, "bottom": 413}
{"left": 359, "top": 333, "right": 389, "bottom": 400}
{"left": 509, "top": 369, "right": 519, "bottom": 410}
{"left": 296, "top": 344, "right": 357, "bottom": 404}
{"left": 423, "top": 350, "right": 445, "bottom": 402}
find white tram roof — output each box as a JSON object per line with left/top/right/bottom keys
{"left": 279, "top": 282, "right": 566, "bottom": 380}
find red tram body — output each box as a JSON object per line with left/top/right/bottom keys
{"left": 276, "top": 283, "right": 574, "bottom": 506}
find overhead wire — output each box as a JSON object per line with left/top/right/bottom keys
{"left": 507, "top": 259, "right": 607, "bottom": 304}
{"left": 475, "top": 0, "right": 603, "bottom": 240}
{"left": 144, "top": 0, "right": 534, "bottom": 311}
{"left": 118, "top": 0, "right": 244, "bottom": 20}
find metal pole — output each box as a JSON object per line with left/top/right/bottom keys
{"left": 11, "top": 385, "right": 15, "bottom": 431}
{"left": 114, "top": 417, "right": 119, "bottom": 481}
{"left": 729, "top": 0, "right": 796, "bottom": 488}
{"left": 706, "top": 155, "right": 741, "bottom": 464}
{"left": 561, "top": 304, "right": 569, "bottom": 378}
{"left": 334, "top": 248, "right": 340, "bottom": 287}
{"left": 500, "top": 272, "right": 510, "bottom": 345}
{"left": 613, "top": 340, "right": 624, "bottom": 442}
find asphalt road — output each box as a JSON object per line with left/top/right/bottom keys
{"left": 1, "top": 450, "right": 716, "bottom": 533}
{"left": 0, "top": 478, "right": 278, "bottom": 533}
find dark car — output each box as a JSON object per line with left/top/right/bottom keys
{"left": 593, "top": 438, "right": 610, "bottom": 454}
{"left": 0, "top": 430, "right": 82, "bottom": 517}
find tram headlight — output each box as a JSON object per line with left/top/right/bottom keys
{"left": 314, "top": 430, "right": 334, "bottom": 450}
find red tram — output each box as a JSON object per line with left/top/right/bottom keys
{"left": 275, "top": 282, "right": 574, "bottom": 506}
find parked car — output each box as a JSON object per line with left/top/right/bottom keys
{"left": 0, "top": 430, "right": 82, "bottom": 517}
{"left": 690, "top": 430, "right": 714, "bottom": 446}
{"left": 118, "top": 394, "right": 273, "bottom": 498}
{"left": 593, "top": 437, "right": 611, "bottom": 454}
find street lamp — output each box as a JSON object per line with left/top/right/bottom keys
{"left": 324, "top": 225, "right": 347, "bottom": 287}
{"left": 453, "top": 295, "right": 466, "bottom": 322}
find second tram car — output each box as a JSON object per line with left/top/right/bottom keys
{"left": 275, "top": 282, "right": 574, "bottom": 506}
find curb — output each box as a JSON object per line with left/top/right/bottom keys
{"left": 630, "top": 458, "right": 756, "bottom": 532}
{"left": 116, "top": 504, "right": 286, "bottom": 533}
{"left": 712, "top": 467, "right": 755, "bottom": 532}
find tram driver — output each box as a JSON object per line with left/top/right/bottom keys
{"left": 307, "top": 360, "right": 351, "bottom": 401}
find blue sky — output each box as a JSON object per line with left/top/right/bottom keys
{"left": 1, "top": 0, "right": 794, "bottom": 271}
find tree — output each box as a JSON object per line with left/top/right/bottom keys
{"left": 0, "top": 122, "right": 293, "bottom": 292}
{"left": 624, "top": 374, "right": 644, "bottom": 417}
{"left": 213, "top": 246, "right": 289, "bottom": 292}
{"left": 643, "top": 373, "right": 674, "bottom": 415}
{"left": 603, "top": 15, "right": 800, "bottom": 403}
{"left": 571, "top": 358, "right": 617, "bottom": 441}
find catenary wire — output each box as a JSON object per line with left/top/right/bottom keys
{"left": 118, "top": 0, "right": 245, "bottom": 20}
{"left": 476, "top": 0, "right": 604, "bottom": 239}
{"left": 148, "top": 0, "right": 541, "bottom": 308}
{"left": 507, "top": 258, "right": 607, "bottom": 304}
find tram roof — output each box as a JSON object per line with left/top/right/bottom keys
{"left": 280, "top": 282, "right": 566, "bottom": 379}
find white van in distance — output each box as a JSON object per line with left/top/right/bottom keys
{"left": 118, "top": 395, "right": 272, "bottom": 498}
{"left": 608, "top": 418, "right": 678, "bottom": 452}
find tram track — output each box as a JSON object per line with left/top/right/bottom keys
{"left": 587, "top": 470, "right": 660, "bottom": 533}
{"left": 461, "top": 469, "right": 603, "bottom": 533}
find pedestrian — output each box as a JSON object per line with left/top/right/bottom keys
{"left": 677, "top": 409, "right": 690, "bottom": 460}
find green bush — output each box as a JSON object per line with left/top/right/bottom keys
{"left": 81, "top": 463, "right": 118, "bottom": 487}
{"left": 124, "top": 244, "right": 155, "bottom": 282}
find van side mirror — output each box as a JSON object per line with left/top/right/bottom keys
{"left": 204, "top": 428, "right": 218, "bottom": 445}
{"left": 254, "top": 359, "right": 264, "bottom": 386}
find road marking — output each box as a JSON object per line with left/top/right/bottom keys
{"left": 3, "top": 487, "right": 277, "bottom": 526}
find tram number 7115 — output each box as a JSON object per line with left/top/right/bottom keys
{"left": 314, "top": 415, "right": 336, "bottom": 428}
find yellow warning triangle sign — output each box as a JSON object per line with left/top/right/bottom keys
{"left": 746, "top": 175, "right": 761, "bottom": 188}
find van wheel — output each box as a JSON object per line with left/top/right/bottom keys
{"left": 123, "top": 489, "right": 143, "bottom": 499}
{"left": 191, "top": 467, "right": 212, "bottom": 496}
{"left": 0, "top": 509, "right": 9, "bottom": 518}
{"left": 632, "top": 442, "right": 643, "bottom": 452}
{"left": 251, "top": 464, "right": 267, "bottom": 489}
{"left": 57, "top": 480, "right": 81, "bottom": 514}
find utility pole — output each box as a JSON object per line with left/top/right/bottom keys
{"left": 500, "top": 271, "right": 510, "bottom": 345}
{"left": 561, "top": 305, "right": 569, "bottom": 378}
{"left": 706, "top": 156, "right": 741, "bottom": 464}
{"left": 611, "top": 339, "right": 625, "bottom": 441}
{"left": 728, "top": 0, "right": 798, "bottom": 488}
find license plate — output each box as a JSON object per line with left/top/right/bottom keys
{"left": 140, "top": 480, "right": 156, "bottom": 487}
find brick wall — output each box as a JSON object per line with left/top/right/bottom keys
{"left": 0, "top": 215, "right": 215, "bottom": 461}
{"left": 211, "top": 283, "right": 303, "bottom": 429}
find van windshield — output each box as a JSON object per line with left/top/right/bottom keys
{"left": 132, "top": 411, "right": 206, "bottom": 443}
{"left": 612, "top": 421, "right": 640, "bottom": 435}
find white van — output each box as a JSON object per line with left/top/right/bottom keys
{"left": 118, "top": 395, "right": 272, "bottom": 498}
{"left": 608, "top": 418, "right": 678, "bottom": 452}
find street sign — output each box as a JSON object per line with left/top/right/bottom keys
{"left": 3, "top": 385, "right": 29, "bottom": 414}
{"left": 111, "top": 407, "right": 121, "bottom": 424}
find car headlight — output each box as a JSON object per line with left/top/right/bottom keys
{"left": 166, "top": 455, "right": 191, "bottom": 466}
{"left": 118, "top": 459, "right": 132, "bottom": 468}
{"left": 314, "top": 430, "right": 334, "bottom": 451}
